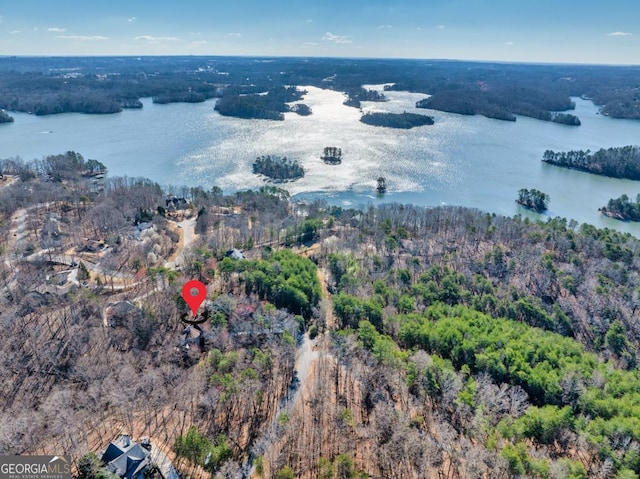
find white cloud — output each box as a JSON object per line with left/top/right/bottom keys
{"left": 505, "top": 41, "right": 514, "bottom": 45}
{"left": 377, "top": 25, "right": 392, "bottom": 29}
{"left": 301, "top": 42, "right": 318, "bottom": 47}
{"left": 322, "top": 32, "right": 352, "bottom": 44}
{"left": 191, "top": 40, "right": 207, "bottom": 45}
{"left": 57, "top": 35, "right": 108, "bottom": 41}
{"left": 48, "top": 27, "right": 66, "bottom": 33}
{"left": 607, "top": 31, "right": 632, "bottom": 36}
{"left": 10, "top": 30, "right": 20, "bottom": 34}
{"left": 128, "top": 17, "right": 136, "bottom": 22}
{"left": 134, "top": 35, "right": 180, "bottom": 41}
{"left": 436, "top": 25, "right": 445, "bottom": 29}
{"left": 228, "top": 32, "right": 242, "bottom": 37}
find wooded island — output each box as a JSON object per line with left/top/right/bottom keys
{"left": 360, "top": 111, "right": 434, "bottom": 129}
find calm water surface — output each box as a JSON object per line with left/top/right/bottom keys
{"left": 1, "top": 86, "right": 640, "bottom": 234}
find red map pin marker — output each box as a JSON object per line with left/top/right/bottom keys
{"left": 182, "top": 280, "right": 207, "bottom": 316}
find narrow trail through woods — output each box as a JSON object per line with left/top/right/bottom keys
{"left": 242, "top": 243, "right": 335, "bottom": 478}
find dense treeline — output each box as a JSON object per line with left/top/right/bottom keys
{"left": 220, "top": 249, "right": 322, "bottom": 319}
{"left": 600, "top": 194, "right": 640, "bottom": 222}
{"left": 309, "top": 203, "right": 640, "bottom": 477}
{"left": 252, "top": 156, "right": 304, "bottom": 182}
{"left": 543, "top": 145, "right": 640, "bottom": 180}
{"left": 516, "top": 188, "right": 550, "bottom": 212}
{"left": 343, "top": 87, "right": 387, "bottom": 108}
{"left": 360, "top": 111, "right": 434, "bottom": 129}
{"left": 0, "top": 72, "right": 221, "bottom": 115}
{"left": 152, "top": 91, "right": 207, "bottom": 104}
{"left": 214, "top": 86, "right": 306, "bottom": 120}
{"left": 6, "top": 151, "right": 640, "bottom": 477}
{"left": 415, "top": 88, "right": 580, "bottom": 124}
{"left": 1, "top": 56, "right": 638, "bottom": 120}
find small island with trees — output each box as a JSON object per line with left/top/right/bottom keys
{"left": 516, "top": 188, "right": 549, "bottom": 213}
{"left": 0, "top": 110, "right": 14, "bottom": 123}
{"left": 360, "top": 111, "right": 434, "bottom": 129}
{"left": 252, "top": 155, "right": 305, "bottom": 182}
{"left": 321, "top": 146, "right": 342, "bottom": 165}
{"left": 376, "top": 177, "right": 387, "bottom": 194}
{"left": 542, "top": 146, "right": 640, "bottom": 180}
{"left": 343, "top": 88, "right": 387, "bottom": 108}
{"left": 599, "top": 194, "right": 640, "bottom": 222}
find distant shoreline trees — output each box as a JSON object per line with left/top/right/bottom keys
{"left": 214, "top": 86, "right": 308, "bottom": 121}
{"left": 517, "top": 188, "right": 549, "bottom": 212}
{"left": 252, "top": 156, "right": 304, "bottom": 182}
{"left": 542, "top": 146, "right": 640, "bottom": 180}
{"left": 343, "top": 88, "right": 387, "bottom": 108}
{"left": 414, "top": 89, "right": 581, "bottom": 124}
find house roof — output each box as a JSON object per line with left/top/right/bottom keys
{"left": 101, "top": 436, "right": 151, "bottom": 479}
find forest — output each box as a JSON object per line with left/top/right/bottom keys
{"left": 343, "top": 87, "right": 387, "bottom": 108}
{"left": 4, "top": 151, "right": 640, "bottom": 478}
{"left": 214, "top": 86, "right": 308, "bottom": 121}
{"left": 542, "top": 146, "right": 640, "bottom": 180}
{"left": 517, "top": 188, "right": 550, "bottom": 212}
{"left": 359, "top": 111, "right": 434, "bottom": 129}
{"left": 600, "top": 194, "right": 640, "bottom": 222}
{"left": 0, "top": 56, "right": 638, "bottom": 120}
{"left": 252, "top": 156, "right": 305, "bottom": 182}
{"left": 415, "top": 90, "right": 581, "bottom": 124}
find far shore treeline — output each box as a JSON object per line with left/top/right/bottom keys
{"left": 0, "top": 56, "right": 638, "bottom": 121}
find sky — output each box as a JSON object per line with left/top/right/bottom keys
{"left": 0, "top": 0, "right": 638, "bottom": 64}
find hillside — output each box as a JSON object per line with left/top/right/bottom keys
{"left": 2, "top": 154, "right": 640, "bottom": 478}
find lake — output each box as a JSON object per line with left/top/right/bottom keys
{"left": 2, "top": 85, "right": 640, "bottom": 234}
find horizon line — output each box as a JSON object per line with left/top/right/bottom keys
{"left": 0, "top": 54, "right": 639, "bottom": 68}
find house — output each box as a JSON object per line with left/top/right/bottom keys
{"left": 165, "top": 196, "right": 190, "bottom": 211}
{"left": 225, "top": 248, "right": 245, "bottom": 260}
{"left": 101, "top": 435, "right": 151, "bottom": 479}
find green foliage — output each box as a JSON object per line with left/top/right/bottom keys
{"left": 511, "top": 405, "right": 574, "bottom": 444}
{"left": 554, "top": 459, "right": 587, "bottom": 479}
{"left": 174, "top": 427, "right": 232, "bottom": 473}
{"left": 501, "top": 442, "right": 527, "bottom": 475}
{"left": 357, "top": 320, "right": 405, "bottom": 366}
{"left": 232, "top": 249, "right": 321, "bottom": 318}
{"left": 400, "top": 304, "right": 591, "bottom": 405}
{"left": 360, "top": 111, "right": 434, "bottom": 129}
{"left": 77, "top": 452, "right": 119, "bottom": 479}
{"left": 252, "top": 155, "right": 304, "bottom": 182}
{"left": 318, "top": 457, "right": 334, "bottom": 479}
{"left": 396, "top": 303, "right": 640, "bottom": 470}
{"left": 606, "top": 320, "right": 630, "bottom": 356}
{"left": 517, "top": 188, "right": 550, "bottom": 212}
{"left": 276, "top": 465, "right": 295, "bottom": 479}
{"left": 334, "top": 293, "right": 383, "bottom": 331}
{"left": 543, "top": 146, "right": 640, "bottom": 181}
{"left": 334, "top": 454, "right": 355, "bottom": 479}
{"left": 77, "top": 261, "right": 90, "bottom": 281}
{"left": 254, "top": 456, "right": 264, "bottom": 476}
